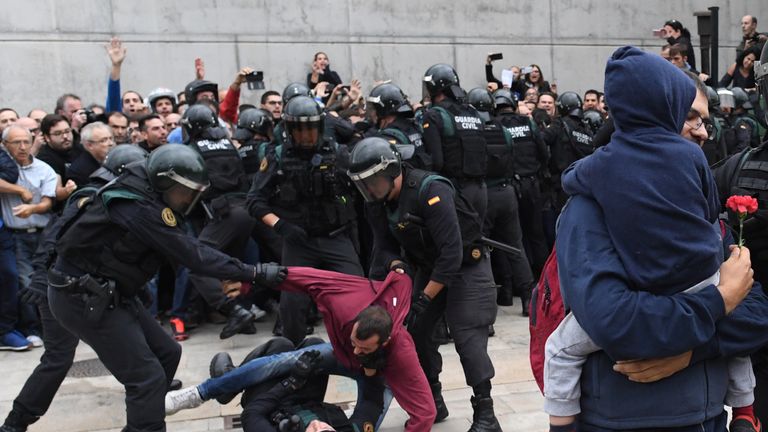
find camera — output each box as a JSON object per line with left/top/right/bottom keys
{"left": 488, "top": 52, "right": 503, "bottom": 61}
{"left": 83, "top": 109, "right": 106, "bottom": 126}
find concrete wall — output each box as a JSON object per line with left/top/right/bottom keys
{"left": 0, "top": 0, "right": 766, "bottom": 115}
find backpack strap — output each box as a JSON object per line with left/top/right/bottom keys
{"left": 429, "top": 106, "right": 456, "bottom": 137}
{"left": 380, "top": 127, "right": 411, "bottom": 145}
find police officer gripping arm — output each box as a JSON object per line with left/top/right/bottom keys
{"left": 348, "top": 137, "right": 502, "bottom": 432}
{"left": 47, "top": 145, "right": 286, "bottom": 432}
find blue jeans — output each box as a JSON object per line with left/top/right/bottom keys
{"left": 197, "top": 343, "right": 393, "bottom": 429}
{"left": 0, "top": 227, "right": 19, "bottom": 335}
{"left": 14, "top": 231, "right": 42, "bottom": 336}
{"left": 146, "top": 266, "right": 189, "bottom": 318}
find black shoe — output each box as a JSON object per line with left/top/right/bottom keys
{"left": 467, "top": 396, "right": 502, "bottom": 432}
{"left": 239, "top": 322, "right": 257, "bottom": 335}
{"left": 1, "top": 410, "right": 32, "bottom": 432}
{"left": 521, "top": 297, "right": 530, "bottom": 317}
{"left": 431, "top": 382, "right": 449, "bottom": 423}
{"left": 220, "top": 304, "right": 255, "bottom": 339}
{"left": 488, "top": 324, "right": 495, "bottom": 337}
{"left": 272, "top": 315, "right": 283, "bottom": 336}
{"left": 0, "top": 424, "right": 25, "bottom": 432}
{"left": 169, "top": 379, "right": 183, "bottom": 391}
{"left": 210, "top": 352, "right": 237, "bottom": 404}
{"left": 496, "top": 283, "right": 514, "bottom": 306}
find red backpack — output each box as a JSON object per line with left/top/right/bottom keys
{"left": 528, "top": 246, "right": 565, "bottom": 394}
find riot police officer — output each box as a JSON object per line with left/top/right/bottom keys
{"left": 492, "top": 88, "right": 550, "bottom": 277}
{"left": 233, "top": 107, "right": 274, "bottom": 180}
{"left": 732, "top": 87, "right": 763, "bottom": 149}
{"left": 468, "top": 88, "right": 535, "bottom": 315}
{"left": 367, "top": 82, "right": 431, "bottom": 169}
{"left": 273, "top": 82, "right": 312, "bottom": 148}
{"left": 181, "top": 104, "right": 260, "bottom": 339}
{"left": 0, "top": 145, "right": 149, "bottom": 432}
{"left": 701, "top": 86, "right": 735, "bottom": 164}
{"left": 185, "top": 79, "right": 219, "bottom": 105}
{"left": 47, "top": 145, "right": 286, "bottom": 432}
{"left": 348, "top": 137, "right": 502, "bottom": 431}
{"left": 247, "top": 95, "right": 362, "bottom": 345}
{"left": 421, "top": 63, "right": 489, "bottom": 220}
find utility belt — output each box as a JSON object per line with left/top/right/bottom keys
{"left": 200, "top": 193, "right": 247, "bottom": 221}
{"left": 48, "top": 268, "right": 119, "bottom": 325}
{"left": 485, "top": 178, "right": 513, "bottom": 188}
{"left": 306, "top": 222, "right": 352, "bottom": 239}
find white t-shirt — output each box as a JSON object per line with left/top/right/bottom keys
{"left": 0, "top": 157, "right": 57, "bottom": 229}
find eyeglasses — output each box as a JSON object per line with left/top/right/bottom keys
{"left": 4, "top": 139, "right": 32, "bottom": 147}
{"left": 686, "top": 110, "right": 705, "bottom": 130}
{"left": 49, "top": 128, "right": 73, "bottom": 137}
{"left": 87, "top": 136, "right": 115, "bottom": 145}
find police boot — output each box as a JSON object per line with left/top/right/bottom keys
{"left": 520, "top": 282, "right": 533, "bottom": 317}
{"left": 0, "top": 410, "right": 33, "bottom": 432}
{"left": 220, "top": 303, "right": 255, "bottom": 340}
{"left": 431, "top": 382, "right": 450, "bottom": 423}
{"left": 467, "top": 396, "right": 502, "bottom": 432}
{"left": 433, "top": 314, "right": 452, "bottom": 345}
{"left": 496, "top": 280, "right": 515, "bottom": 307}
{"left": 209, "top": 352, "right": 237, "bottom": 404}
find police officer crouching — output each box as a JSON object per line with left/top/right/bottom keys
{"left": 468, "top": 88, "right": 536, "bottom": 316}
{"left": 247, "top": 95, "right": 362, "bottom": 345}
{"left": 47, "top": 145, "right": 286, "bottom": 432}
{"left": 182, "top": 104, "right": 261, "bottom": 339}
{"left": 348, "top": 137, "right": 502, "bottom": 431}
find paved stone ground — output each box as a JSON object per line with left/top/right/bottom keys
{"left": 0, "top": 304, "right": 547, "bottom": 431}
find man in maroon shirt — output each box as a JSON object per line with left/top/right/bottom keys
{"left": 165, "top": 267, "right": 436, "bottom": 431}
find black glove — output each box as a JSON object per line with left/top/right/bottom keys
{"left": 406, "top": 291, "right": 432, "bottom": 328}
{"left": 253, "top": 263, "right": 288, "bottom": 288}
{"left": 283, "top": 350, "right": 322, "bottom": 390}
{"left": 19, "top": 285, "right": 47, "bottom": 306}
{"left": 274, "top": 219, "right": 308, "bottom": 243}
{"left": 389, "top": 260, "right": 412, "bottom": 277}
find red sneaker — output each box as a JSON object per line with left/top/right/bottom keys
{"left": 169, "top": 317, "right": 189, "bottom": 341}
{"left": 730, "top": 415, "right": 762, "bottom": 432}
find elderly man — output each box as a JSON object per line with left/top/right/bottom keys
{"left": 66, "top": 122, "right": 115, "bottom": 187}
{"left": 14, "top": 118, "right": 43, "bottom": 156}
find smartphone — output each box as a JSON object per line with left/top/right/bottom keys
{"left": 521, "top": 66, "right": 534, "bottom": 75}
{"left": 488, "top": 52, "right": 503, "bottom": 61}
{"left": 652, "top": 28, "right": 665, "bottom": 37}
{"left": 245, "top": 71, "right": 265, "bottom": 90}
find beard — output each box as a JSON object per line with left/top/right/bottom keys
{"left": 356, "top": 347, "right": 387, "bottom": 371}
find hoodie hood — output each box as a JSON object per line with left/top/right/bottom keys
{"left": 606, "top": 46, "right": 695, "bottom": 135}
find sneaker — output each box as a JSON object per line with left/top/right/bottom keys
{"left": 0, "top": 332, "right": 32, "bottom": 351}
{"left": 249, "top": 305, "right": 267, "bottom": 321}
{"left": 169, "top": 317, "right": 189, "bottom": 342}
{"left": 25, "top": 335, "right": 43, "bottom": 348}
{"left": 165, "top": 386, "right": 204, "bottom": 415}
{"left": 730, "top": 415, "right": 762, "bottom": 432}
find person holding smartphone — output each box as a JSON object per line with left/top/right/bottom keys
{"left": 307, "top": 52, "right": 342, "bottom": 92}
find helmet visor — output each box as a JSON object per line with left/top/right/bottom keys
{"left": 287, "top": 121, "right": 321, "bottom": 150}
{"left": 718, "top": 92, "right": 735, "bottom": 109}
{"left": 348, "top": 156, "right": 398, "bottom": 202}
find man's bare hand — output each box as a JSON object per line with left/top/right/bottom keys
{"left": 18, "top": 187, "right": 33, "bottom": 203}
{"left": 314, "top": 81, "right": 330, "bottom": 98}
{"left": 221, "top": 280, "right": 242, "bottom": 298}
{"left": 348, "top": 79, "right": 362, "bottom": 102}
{"left": 233, "top": 67, "right": 255, "bottom": 88}
{"left": 613, "top": 351, "right": 692, "bottom": 383}
{"left": 12, "top": 204, "right": 36, "bottom": 218}
{"left": 718, "top": 245, "right": 754, "bottom": 314}
{"left": 195, "top": 58, "right": 205, "bottom": 80}
{"left": 64, "top": 180, "right": 77, "bottom": 195}
{"left": 105, "top": 37, "right": 126, "bottom": 66}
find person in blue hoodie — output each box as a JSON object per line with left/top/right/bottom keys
{"left": 551, "top": 46, "right": 768, "bottom": 432}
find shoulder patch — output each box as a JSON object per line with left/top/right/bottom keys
{"left": 423, "top": 122, "right": 430, "bottom": 129}
{"left": 259, "top": 158, "right": 269, "bottom": 172}
{"left": 76, "top": 197, "right": 91, "bottom": 209}
{"left": 427, "top": 196, "right": 441, "bottom": 206}
{"left": 363, "top": 423, "right": 374, "bottom": 432}
{"left": 161, "top": 207, "right": 177, "bottom": 227}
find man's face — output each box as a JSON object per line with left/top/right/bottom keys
{"left": 62, "top": 98, "right": 82, "bottom": 122}
{"left": 195, "top": 91, "right": 216, "bottom": 103}
{"left": 164, "top": 113, "right": 181, "bottom": 133}
{"left": 108, "top": 115, "right": 129, "bottom": 144}
{"left": 289, "top": 125, "right": 319, "bottom": 150}
{"left": 142, "top": 118, "right": 168, "bottom": 149}
{"left": 129, "top": 121, "right": 142, "bottom": 144}
{"left": 4, "top": 128, "right": 32, "bottom": 165}
{"left": 15, "top": 117, "right": 42, "bottom": 154}
{"left": 537, "top": 95, "right": 555, "bottom": 117}
{"left": 155, "top": 98, "right": 174, "bottom": 116}
{"left": 45, "top": 120, "right": 73, "bottom": 151}
{"left": 261, "top": 95, "right": 283, "bottom": 120}
{"left": 84, "top": 127, "right": 115, "bottom": 163}
{"left": 670, "top": 53, "right": 687, "bottom": 69}
{"left": 583, "top": 93, "right": 599, "bottom": 110}
{"left": 742, "top": 16, "right": 757, "bottom": 36}
{"left": 0, "top": 110, "right": 18, "bottom": 133}
{"left": 350, "top": 322, "right": 382, "bottom": 356}
{"left": 122, "top": 92, "right": 143, "bottom": 115}
{"left": 524, "top": 88, "right": 538, "bottom": 103}
{"left": 681, "top": 90, "right": 710, "bottom": 146}
{"left": 29, "top": 109, "right": 46, "bottom": 125}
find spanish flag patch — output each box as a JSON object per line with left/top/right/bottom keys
{"left": 427, "top": 196, "right": 441, "bottom": 206}
{"left": 423, "top": 122, "right": 430, "bottom": 129}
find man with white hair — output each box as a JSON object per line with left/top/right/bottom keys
{"left": 66, "top": 122, "right": 115, "bottom": 187}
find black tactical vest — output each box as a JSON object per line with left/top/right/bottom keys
{"left": 483, "top": 120, "right": 513, "bottom": 180}
{"left": 551, "top": 116, "right": 595, "bottom": 174}
{"left": 430, "top": 101, "right": 487, "bottom": 179}
{"left": 497, "top": 113, "right": 542, "bottom": 176}
{"left": 378, "top": 118, "right": 431, "bottom": 170}
{"left": 238, "top": 139, "right": 270, "bottom": 175}
{"left": 55, "top": 165, "right": 166, "bottom": 296}
{"left": 272, "top": 143, "right": 357, "bottom": 235}
{"left": 190, "top": 127, "right": 247, "bottom": 197}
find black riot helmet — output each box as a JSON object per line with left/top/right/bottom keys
{"left": 184, "top": 79, "right": 219, "bottom": 105}
{"left": 103, "top": 144, "right": 149, "bottom": 175}
{"left": 705, "top": 86, "right": 720, "bottom": 110}
{"left": 731, "top": 87, "right": 753, "bottom": 110}
{"left": 282, "top": 82, "right": 311, "bottom": 104}
{"left": 557, "top": 91, "right": 583, "bottom": 118}
{"left": 347, "top": 137, "right": 402, "bottom": 203}
{"left": 146, "top": 144, "right": 209, "bottom": 215}
{"left": 233, "top": 108, "right": 273, "bottom": 142}
{"left": 181, "top": 104, "right": 218, "bottom": 143}
{"left": 423, "top": 64, "right": 464, "bottom": 100}
{"left": 366, "top": 82, "right": 411, "bottom": 118}
{"left": 467, "top": 88, "right": 495, "bottom": 122}
{"left": 757, "top": 42, "right": 768, "bottom": 124}
{"left": 282, "top": 95, "right": 325, "bottom": 151}
{"left": 582, "top": 109, "right": 605, "bottom": 135}
{"left": 493, "top": 88, "right": 518, "bottom": 111}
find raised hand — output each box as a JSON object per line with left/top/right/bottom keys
{"left": 105, "top": 36, "right": 127, "bottom": 66}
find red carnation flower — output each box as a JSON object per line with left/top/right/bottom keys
{"left": 725, "top": 195, "right": 759, "bottom": 246}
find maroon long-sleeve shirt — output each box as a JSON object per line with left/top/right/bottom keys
{"left": 279, "top": 267, "right": 436, "bottom": 431}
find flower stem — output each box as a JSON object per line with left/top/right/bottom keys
{"left": 739, "top": 216, "right": 745, "bottom": 247}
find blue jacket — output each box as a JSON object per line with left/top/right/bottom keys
{"left": 0, "top": 149, "right": 19, "bottom": 228}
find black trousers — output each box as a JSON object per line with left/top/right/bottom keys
{"left": 409, "top": 257, "right": 497, "bottom": 388}
{"left": 188, "top": 200, "right": 256, "bottom": 312}
{"left": 48, "top": 286, "right": 181, "bottom": 432}
{"left": 454, "top": 179, "right": 488, "bottom": 222}
{"left": 6, "top": 301, "right": 79, "bottom": 426}
{"left": 516, "top": 176, "right": 549, "bottom": 276}
{"left": 485, "top": 183, "right": 535, "bottom": 300}
{"left": 280, "top": 233, "right": 363, "bottom": 345}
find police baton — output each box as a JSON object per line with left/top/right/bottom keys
{"left": 403, "top": 213, "right": 523, "bottom": 256}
